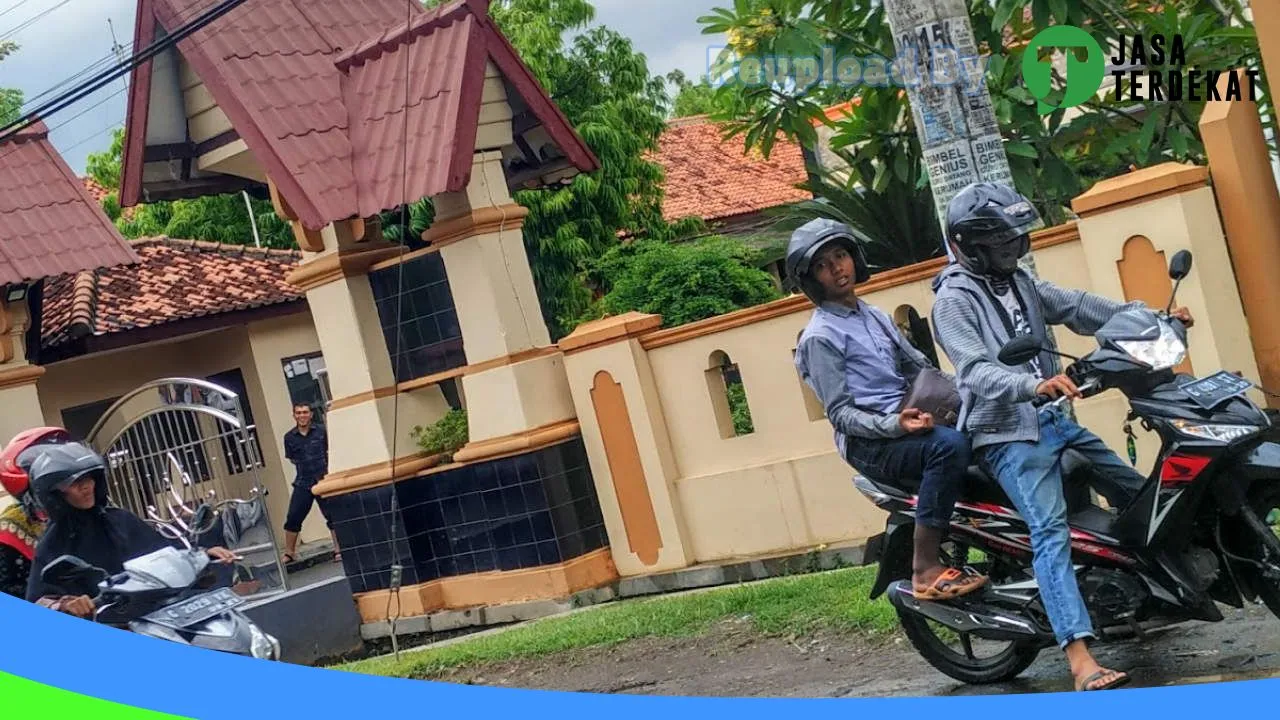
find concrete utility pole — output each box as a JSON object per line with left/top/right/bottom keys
{"left": 882, "top": 0, "right": 1024, "bottom": 267}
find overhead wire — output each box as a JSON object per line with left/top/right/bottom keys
{"left": 0, "top": 0, "right": 73, "bottom": 41}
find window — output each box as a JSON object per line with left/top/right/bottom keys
{"left": 282, "top": 353, "right": 329, "bottom": 422}
{"left": 205, "top": 368, "right": 266, "bottom": 476}
{"left": 368, "top": 252, "right": 467, "bottom": 384}
{"left": 705, "top": 351, "right": 755, "bottom": 439}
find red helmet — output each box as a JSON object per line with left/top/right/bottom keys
{"left": 0, "top": 427, "right": 73, "bottom": 502}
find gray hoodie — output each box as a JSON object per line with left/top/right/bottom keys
{"left": 930, "top": 263, "right": 1145, "bottom": 450}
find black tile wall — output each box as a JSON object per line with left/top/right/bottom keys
{"left": 326, "top": 438, "right": 609, "bottom": 594}
{"left": 368, "top": 252, "right": 467, "bottom": 385}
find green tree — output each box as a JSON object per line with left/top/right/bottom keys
{"left": 666, "top": 70, "right": 723, "bottom": 118}
{"left": 1, "top": 41, "right": 22, "bottom": 125}
{"left": 476, "top": 1, "right": 703, "bottom": 338}
{"left": 698, "top": 0, "right": 1261, "bottom": 234}
{"left": 581, "top": 236, "right": 782, "bottom": 329}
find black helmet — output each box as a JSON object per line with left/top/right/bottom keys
{"left": 945, "top": 182, "right": 1044, "bottom": 277}
{"left": 28, "top": 442, "right": 109, "bottom": 520}
{"left": 785, "top": 218, "right": 871, "bottom": 304}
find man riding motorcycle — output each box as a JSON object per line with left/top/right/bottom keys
{"left": 25, "top": 441, "right": 238, "bottom": 617}
{"left": 0, "top": 428, "right": 71, "bottom": 598}
{"left": 930, "top": 181, "right": 1194, "bottom": 691}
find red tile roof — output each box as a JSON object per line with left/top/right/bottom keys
{"left": 121, "top": 0, "right": 598, "bottom": 231}
{"left": 652, "top": 115, "right": 811, "bottom": 224}
{"left": 41, "top": 237, "right": 303, "bottom": 348}
{"left": 81, "top": 176, "right": 136, "bottom": 220}
{"left": 0, "top": 122, "right": 139, "bottom": 286}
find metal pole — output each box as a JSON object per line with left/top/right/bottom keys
{"left": 242, "top": 191, "right": 262, "bottom": 248}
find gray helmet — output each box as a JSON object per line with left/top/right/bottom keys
{"left": 28, "top": 441, "right": 109, "bottom": 520}
{"left": 785, "top": 218, "right": 871, "bottom": 304}
{"left": 945, "top": 182, "right": 1044, "bottom": 277}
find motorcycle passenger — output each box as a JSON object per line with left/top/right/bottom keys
{"left": 24, "top": 442, "right": 238, "bottom": 617}
{"left": 791, "top": 218, "right": 987, "bottom": 600}
{"left": 930, "top": 181, "right": 1195, "bottom": 692}
{"left": 0, "top": 428, "right": 72, "bottom": 597}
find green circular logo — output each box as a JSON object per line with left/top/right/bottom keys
{"left": 1022, "top": 26, "right": 1106, "bottom": 115}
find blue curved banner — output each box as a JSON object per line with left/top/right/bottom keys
{"left": 0, "top": 592, "right": 1269, "bottom": 719}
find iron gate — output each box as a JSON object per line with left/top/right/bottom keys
{"left": 84, "top": 378, "right": 288, "bottom": 597}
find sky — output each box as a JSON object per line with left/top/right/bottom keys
{"left": 0, "top": 0, "right": 728, "bottom": 175}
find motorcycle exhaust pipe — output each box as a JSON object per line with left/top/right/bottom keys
{"left": 886, "top": 581, "right": 1051, "bottom": 643}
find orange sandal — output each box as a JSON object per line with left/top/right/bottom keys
{"left": 913, "top": 567, "right": 988, "bottom": 600}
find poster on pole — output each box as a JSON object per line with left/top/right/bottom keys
{"left": 884, "top": 0, "right": 1016, "bottom": 259}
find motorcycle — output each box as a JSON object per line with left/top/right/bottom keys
{"left": 857, "top": 249, "right": 1280, "bottom": 684}
{"left": 39, "top": 498, "right": 281, "bottom": 661}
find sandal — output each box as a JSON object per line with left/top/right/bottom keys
{"left": 280, "top": 552, "right": 298, "bottom": 565}
{"left": 1076, "top": 669, "right": 1130, "bottom": 692}
{"left": 913, "top": 567, "right": 988, "bottom": 600}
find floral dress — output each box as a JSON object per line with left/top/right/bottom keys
{"left": 0, "top": 503, "right": 44, "bottom": 598}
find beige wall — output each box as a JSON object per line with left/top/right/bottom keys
{"left": 39, "top": 311, "right": 330, "bottom": 545}
{"left": 572, "top": 200, "right": 1254, "bottom": 570}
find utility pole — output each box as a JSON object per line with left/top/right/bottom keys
{"left": 882, "top": 0, "right": 1028, "bottom": 271}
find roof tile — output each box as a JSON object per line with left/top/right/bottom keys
{"left": 41, "top": 237, "right": 303, "bottom": 348}
{"left": 0, "top": 123, "right": 138, "bottom": 286}
{"left": 650, "top": 116, "right": 811, "bottom": 224}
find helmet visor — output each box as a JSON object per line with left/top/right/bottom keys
{"left": 970, "top": 200, "right": 1045, "bottom": 247}
{"left": 797, "top": 234, "right": 858, "bottom": 277}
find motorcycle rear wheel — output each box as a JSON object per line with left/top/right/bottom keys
{"left": 890, "top": 539, "right": 1042, "bottom": 685}
{"left": 1245, "top": 486, "right": 1280, "bottom": 619}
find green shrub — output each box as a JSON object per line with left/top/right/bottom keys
{"left": 410, "top": 409, "right": 469, "bottom": 459}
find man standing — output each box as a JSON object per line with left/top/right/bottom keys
{"left": 280, "top": 403, "right": 336, "bottom": 565}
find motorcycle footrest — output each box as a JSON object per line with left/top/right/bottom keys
{"left": 886, "top": 580, "right": 1051, "bottom": 642}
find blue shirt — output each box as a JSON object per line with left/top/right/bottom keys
{"left": 795, "top": 300, "right": 942, "bottom": 454}
{"left": 283, "top": 425, "right": 328, "bottom": 488}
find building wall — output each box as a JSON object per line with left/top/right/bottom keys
{"left": 38, "top": 311, "right": 328, "bottom": 545}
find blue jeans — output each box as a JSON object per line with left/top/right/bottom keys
{"left": 977, "top": 406, "right": 1146, "bottom": 648}
{"left": 845, "top": 427, "right": 971, "bottom": 530}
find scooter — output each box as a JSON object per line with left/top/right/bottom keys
{"left": 40, "top": 498, "right": 281, "bottom": 661}
{"left": 857, "top": 249, "right": 1280, "bottom": 684}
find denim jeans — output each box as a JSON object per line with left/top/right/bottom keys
{"left": 977, "top": 406, "right": 1146, "bottom": 648}
{"left": 845, "top": 426, "right": 972, "bottom": 530}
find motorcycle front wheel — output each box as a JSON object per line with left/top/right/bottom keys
{"left": 889, "top": 537, "right": 1042, "bottom": 685}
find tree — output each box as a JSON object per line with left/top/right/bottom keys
{"left": 1, "top": 42, "right": 21, "bottom": 125}
{"left": 86, "top": 128, "right": 294, "bottom": 248}
{"left": 580, "top": 236, "right": 782, "bottom": 328}
{"left": 698, "top": 0, "right": 1261, "bottom": 231}
{"left": 666, "top": 70, "right": 723, "bottom": 118}
{"left": 475, "top": 1, "right": 702, "bottom": 338}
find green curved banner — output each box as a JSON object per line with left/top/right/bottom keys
{"left": 1, "top": 671, "right": 191, "bottom": 719}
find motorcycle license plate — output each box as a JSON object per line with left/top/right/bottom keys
{"left": 1181, "top": 371, "right": 1254, "bottom": 410}
{"left": 143, "top": 588, "right": 244, "bottom": 629}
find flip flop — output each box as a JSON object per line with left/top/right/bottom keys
{"left": 913, "top": 567, "right": 988, "bottom": 600}
{"left": 280, "top": 552, "right": 298, "bottom": 565}
{"left": 1076, "top": 669, "right": 1130, "bottom": 692}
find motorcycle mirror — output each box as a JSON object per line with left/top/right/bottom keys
{"left": 190, "top": 503, "right": 216, "bottom": 535}
{"left": 41, "top": 555, "right": 107, "bottom": 589}
{"left": 998, "top": 335, "right": 1043, "bottom": 366}
{"left": 1165, "top": 250, "right": 1193, "bottom": 314}
{"left": 1168, "top": 250, "right": 1193, "bottom": 281}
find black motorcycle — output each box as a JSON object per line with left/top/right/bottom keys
{"left": 858, "top": 250, "right": 1280, "bottom": 683}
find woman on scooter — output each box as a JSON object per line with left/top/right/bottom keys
{"left": 0, "top": 427, "right": 72, "bottom": 598}
{"left": 24, "top": 442, "right": 238, "bottom": 617}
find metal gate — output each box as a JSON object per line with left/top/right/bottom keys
{"left": 85, "top": 378, "right": 288, "bottom": 597}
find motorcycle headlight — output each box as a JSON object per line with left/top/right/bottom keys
{"left": 1116, "top": 323, "right": 1187, "bottom": 370}
{"left": 249, "top": 623, "right": 279, "bottom": 660}
{"left": 1171, "top": 420, "right": 1257, "bottom": 443}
